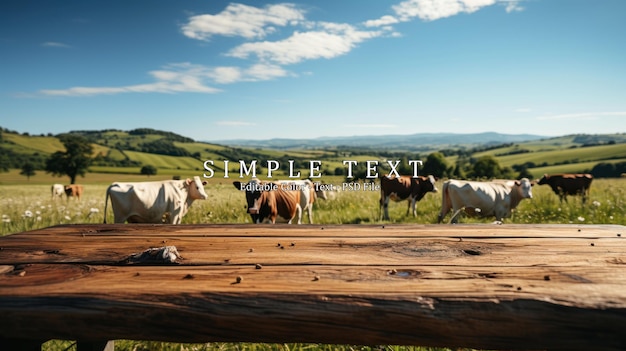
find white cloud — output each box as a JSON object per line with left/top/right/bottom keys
{"left": 182, "top": 3, "right": 305, "bottom": 40}
{"left": 244, "top": 63, "right": 289, "bottom": 81}
{"left": 535, "top": 111, "right": 626, "bottom": 121}
{"left": 38, "top": 1, "right": 521, "bottom": 97}
{"left": 502, "top": 0, "right": 524, "bottom": 13}
{"left": 364, "top": 15, "right": 400, "bottom": 28}
{"left": 217, "top": 121, "right": 257, "bottom": 126}
{"left": 38, "top": 62, "right": 293, "bottom": 97}
{"left": 392, "top": 0, "right": 497, "bottom": 22}
{"left": 42, "top": 41, "right": 71, "bottom": 48}
{"left": 228, "top": 23, "right": 383, "bottom": 65}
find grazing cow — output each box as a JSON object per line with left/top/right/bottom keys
{"left": 380, "top": 175, "right": 438, "bottom": 220}
{"left": 104, "top": 176, "right": 208, "bottom": 224}
{"left": 276, "top": 179, "right": 316, "bottom": 224}
{"left": 537, "top": 173, "right": 593, "bottom": 204}
{"left": 438, "top": 178, "right": 533, "bottom": 224}
{"left": 313, "top": 182, "right": 338, "bottom": 201}
{"left": 51, "top": 184, "right": 65, "bottom": 200}
{"left": 233, "top": 180, "right": 301, "bottom": 224}
{"left": 64, "top": 184, "right": 84, "bottom": 201}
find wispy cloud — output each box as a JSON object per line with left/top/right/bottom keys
{"left": 228, "top": 22, "right": 383, "bottom": 65}
{"left": 42, "top": 41, "right": 71, "bottom": 48}
{"left": 502, "top": 0, "right": 524, "bottom": 13}
{"left": 40, "top": 63, "right": 222, "bottom": 96}
{"left": 38, "top": 62, "right": 291, "bottom": 97}
{"left": 392, "top": 0, "right": 497, "bottom": 22}
{"left": 216, "top": 121, "right": 257, "bottom": 126}
{"left": 182, "top": 3, "right": 305, "bottom": 40}
{"left": 535, "top": 111, "right": 626, "bottom": 120}
{"left": 37, "top": 1, "right": 522, "bottom": 97}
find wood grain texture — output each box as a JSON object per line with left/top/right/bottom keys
{"left": 1, "top": 224, "right": 625, "bottom": 350}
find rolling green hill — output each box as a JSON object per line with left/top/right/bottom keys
{"left": 1, "top": 127, "right": 625, "bottom": 182}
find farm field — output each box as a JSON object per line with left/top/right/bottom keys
{"left": 1, "top": 176, "right": 624, "bottom": 237}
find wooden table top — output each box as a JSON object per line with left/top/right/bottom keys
{"left": 1, "top": 223, "right": 625, "bottom": 350}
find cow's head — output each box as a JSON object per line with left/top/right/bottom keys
{"left": 515, "top": 178, "right": 533, "bottom": 199}
{"left": 187, "top": 176, "right": 208, "bottom": 200}
{"left": 424, "top": 175, "right": 438, "bottom": 193}
{"left": 233, "top": 180, "right": 274, "bottom": 223}
{"left": 536, "top": 174, "right": 549, "bottom": 185}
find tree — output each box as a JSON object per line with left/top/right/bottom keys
{"left": 20, "top": 162, "right": 36, "bottom": 180}
{"left": 422, "top": 152, "right": 449, "bottom": 178}
{"left": 471, "top": 156, "right": 502, "bottom": 179}
{"left": 140, "top": 165, "right": 158, "bottom": 177}
{"left": 45, "top": 135, "right": 93, "bottom": 184}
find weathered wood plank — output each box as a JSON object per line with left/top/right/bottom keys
{"left": 0, "top": 224, "right": 625, "bottom": 351}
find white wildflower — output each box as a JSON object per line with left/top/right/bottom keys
{"left": 592, "top": 201, "right": 601, "bottom": 207}
{"left": 577, "top": 216, "right": 585, "bottom": 222}
{"left": 36, "top": 216, "right": 42, "bottom": 221}
{"left": 64, "top": 215, "right": 71, "bottom": 221}
{"left": 23, "top": 210, "right": 33, "bottom": 218}
{"left": 1, "top": 214, "right": 10, "bottom": 223}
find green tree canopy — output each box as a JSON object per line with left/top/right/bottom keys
{"left": 471, "top": 155, "right": 502, "bottom": 179}
{"left": 422, "top": 152, "right": 449, "bottom": 178}
{"left": 20, "top": 162, "right": 36, "bottom": 180}
{"left": 45, "top": 135, "right": 93, "bottom": 184}
{"left": 140, "top": 165, "right": 158, "bottom": 177}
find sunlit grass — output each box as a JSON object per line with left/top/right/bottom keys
{"left": 2, "top": 178, "right": 624, "bottom": 236}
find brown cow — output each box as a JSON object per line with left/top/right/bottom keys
{"left": 64, "top": 184, "right": 84, "bottom": 201}
{"left": 380, "top": 175, "right": 438, "bottom": 220}
{"left": 537, "top": 173, "right": 593, "bottom": 204}
{"left": 233, "top": 180, "right": 302, "bottom": 224}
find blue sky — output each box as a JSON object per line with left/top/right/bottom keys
{"left": 1, "top": 0, "right": 625, "bottom": 142}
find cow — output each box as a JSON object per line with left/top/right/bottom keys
{"left": 103, "top": 176, "right": 208, "bottom": 224}
{"left": 438, "top": 178, "right": 533, "bottom": 224}
{"left": 64, "top": 184, "right": 84, "bottom": 201}
{"left": 313, "top": 182, "right": 338, "bottom": 201}
{"left": 51, "top": 184, "right": 65, "bottom": 200}
{"left": 276, "top": 179, "right": 316, "bottom": 224}
{"left": 380, "top": 175, "right": 438, "bottom": 220}
{"left": 233, "top": 179, "right": 302, "bottom": 224}
{"left": 537, "top": 173, "right": 593, "bottom": 204}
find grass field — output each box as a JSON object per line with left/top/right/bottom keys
{"left": 2, "top": 174, "right": 624, "bottom": 236}
{"left": 1, "top": 173, "right": 624, "bottom": 351}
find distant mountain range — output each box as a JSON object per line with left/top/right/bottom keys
{"left": 213, "top": 132, "right": 549, "bottom": 150}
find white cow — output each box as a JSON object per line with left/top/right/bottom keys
{"left": 438, "top": 178, "right": 533, "bottom": 224}
{"left": 276, "top": 179, "right": 315, "bottom": 224}
{"left": 104, "top": 176, "right": 208, "bottom": 224}
{"left": 51, "top": 184, "right": 65, "bottom": 200}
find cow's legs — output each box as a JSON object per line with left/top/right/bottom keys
{"left": 409, "top": 197, "right": 417, "bottom": 217}
{"left": 296, "top": 204, "right": 303, "bottom": 224}
{"left": 307, "top": 206, "right": 313, "bottom": 224}
{"left": 381, "top": 196, "right": 391, "bottom": 220}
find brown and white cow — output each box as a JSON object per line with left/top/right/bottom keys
{"left": 51, "top": 184, "right": 65, "bottom": 200}
{"left": 104, "top": 176, "right": 208, "bottom": 224}
{"left": 64, "top": 184, "right": 84, "bottom": 201}
{"left": 233, "top": 179, "right": 302, "bottom": 224}
{"left": 380, "top": 175, "right": 438, "bottom": 220}
{"left": 276, "top": 179, "right": 316, "bottom": 223}
{"left": 438, "top": 178, "right": 533, "bottom": 224}
{"left": 537, "top": 173, "right": 593, "bottom": 204}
